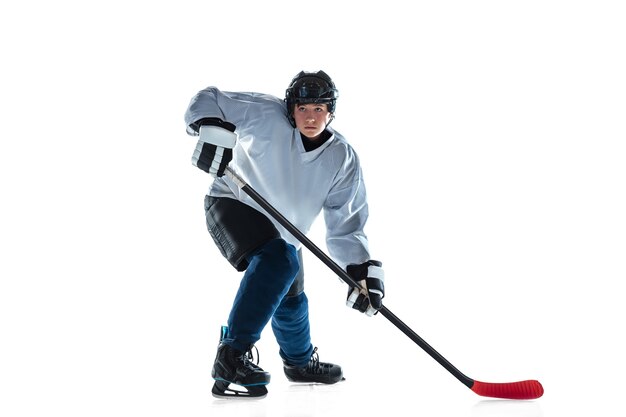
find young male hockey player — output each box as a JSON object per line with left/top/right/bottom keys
{"left": 184, "top": 70, "right": 385, "bottom": 399}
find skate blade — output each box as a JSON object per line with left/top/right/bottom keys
{"left": 212, "top": 380, "right": 268, "bottom": 399}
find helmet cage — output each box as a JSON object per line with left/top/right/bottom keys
{"left": 285, "top": 71, "right": 338, "bottom": 125}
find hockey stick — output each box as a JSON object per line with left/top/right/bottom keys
{"left": 225, "top": 167, "right": 544, "bottom": 400}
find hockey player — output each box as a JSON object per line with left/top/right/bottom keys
{"left": 184, "top": 70, "right": 385, "bottom": 399}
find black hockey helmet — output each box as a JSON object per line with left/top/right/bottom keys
{"left": 285, "top": 70, "right": 338, "bottom": 125}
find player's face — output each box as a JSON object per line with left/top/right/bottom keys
{"left": 293, "top": 103, "right": 332, "bottom": 140}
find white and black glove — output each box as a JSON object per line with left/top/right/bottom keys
{"left": 191, "top": 118, "right": 237, "bottom": 177}
{"left": 346, "top": 260, "right": 385, "bottom": 317}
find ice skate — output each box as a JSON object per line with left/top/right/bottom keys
{"left": 211, "top": 327, "right": 271, "bottom": 399}
{"left": 283, "top": 347, "right": 344, "bottom": 384}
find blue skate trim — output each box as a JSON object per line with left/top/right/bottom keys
{"left": 219, "top": 325, "right": 228, "bottom": 342}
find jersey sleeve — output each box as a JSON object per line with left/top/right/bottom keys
{"left": 184, "top": 87, "right": 226, "bottom": 135}
{"left": 184, "top": 87, "right": 288, "bottom": 136}
{"left": 322, "top": 147, "right": 372, "bottom": 270}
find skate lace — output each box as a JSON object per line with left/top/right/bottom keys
{"left": 244, "top": 345, "right": 260, "bottom": 365}
{"left": 306, "top": 347, "right": 326, "bottom": 374}
{"left": 238, "top": 345, "right": 262, "bottom": 374}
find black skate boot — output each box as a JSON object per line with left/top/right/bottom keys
{"left": 283, "top": 347, "right": 344, "bottom": 384}
{"left": 211, "top": 326, "right": 271, "bottom": 399}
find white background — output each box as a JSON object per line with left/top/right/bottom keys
{"left": 1, "top": 1, "right": 625, "bottom": 416}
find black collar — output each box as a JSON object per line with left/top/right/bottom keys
{"left": 301, "top": 129, "right": 332, "bottom": 152}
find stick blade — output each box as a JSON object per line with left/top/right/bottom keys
{"left": 471, "top": 379, "right": 544, "bottom": 400}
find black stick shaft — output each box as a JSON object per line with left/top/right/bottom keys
{"left": 225, "top": 167, "right": 475, "bottom": 389}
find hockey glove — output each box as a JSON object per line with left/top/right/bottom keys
{"left": 191, "top": 118, "right": 237, "bottom": 177}
{"left": 346, "top": 260, "right": 385, "bottom": 317}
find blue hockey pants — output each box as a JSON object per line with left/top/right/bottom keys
{"left": 223, "top": 238, "right": 314, "bottom": 367}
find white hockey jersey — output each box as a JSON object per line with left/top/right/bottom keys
{"left": 184, "top": 87, "right": 371, "bottom": 269}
